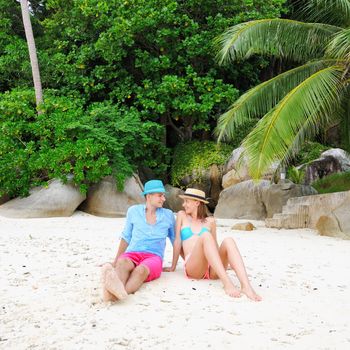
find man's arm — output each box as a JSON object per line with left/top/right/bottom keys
{"left": 112, "top": 207, "right": 134, "bottom": 266}
{"left": 112, "top": 238, "right": 129, "bottom": 266}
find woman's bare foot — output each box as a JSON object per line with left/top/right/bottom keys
{"left": 241, "top": 286, "right": 262, "bottom": 301}
{"left": 105, "top": 266, "right": 128, "bottom": 300}
{"left": 101, "top": 263, "right": 117, "bottom": 302}
{"left": 224, "top": 282, "right": 241, "bottom": 298}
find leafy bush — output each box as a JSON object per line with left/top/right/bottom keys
{"left": 227, "top": 118, "right": 259, "bottom": 149}
{"left": 88, "top": 102, "right": 170, "bottom": 175}
{"left": 294, "top": 141, "right": 329, "bottom": 165}
{"left": 0, "top": 89, "right": 165, "bottom": 197}
{"left": 287, "top": 166, "right": 305, "bottom": 184}
{"left": 171, "top": 140, "right": 231, "bottom": 187}
{"left": 312, "top": 172, "right": 350, "bottom": 194}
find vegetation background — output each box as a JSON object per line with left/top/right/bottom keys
{"left": 3, "top": 0, "right": 347, "bottom": 197}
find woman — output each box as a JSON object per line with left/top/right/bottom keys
{"left": 164, "top": 188, "right": 261, "bottom": 301}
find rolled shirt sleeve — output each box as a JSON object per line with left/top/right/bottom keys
{"left": 121, "top": 207, "right": 134, "bottom": 244}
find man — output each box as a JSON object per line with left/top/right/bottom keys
{"left": 102, "top": 179, "right": 175, "bottom": 301}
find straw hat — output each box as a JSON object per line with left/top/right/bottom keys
{"left": 179, "top": 188, "right": 209, "bottom": 204}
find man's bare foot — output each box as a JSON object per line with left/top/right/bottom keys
{"left": 224, "top": 283, "right": 241, "bottom": 298}
{"left": 105, "top": 266, "right": 128, "bottom": 300}
{"left": 241, "top": 286, "right": 262, "bottom": 301}
{"left": 101, "top": 263, "right": 117, "bottom": 302}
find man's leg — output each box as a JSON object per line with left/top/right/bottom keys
{"left": 115, "top": 258, "right": 135, "bottom": 285}
{"left": 124, "top": 265, "right": 150, "bottom": 294}
{"left": 104, "top": 258, "right": 134, "bottom": 300}
{"left": 101, "top": 263, "right": 117, "bottom": 302}
{"left": 124, "top": 254, "right": 162, "bottom": 294}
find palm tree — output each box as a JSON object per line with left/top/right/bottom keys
{"left": 20, "top": 0, "right": 43, "bottom": 108}
{"left": 215, "top": 0, "right": 350, "bottom": 179}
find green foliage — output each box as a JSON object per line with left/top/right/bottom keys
{"left": 87, "top": 102, "right": 170, "bottom": 174}
{"left": 0, "top": 89, "right": 164, "bottom": 197}
{"left": 294, "top": 141, "right": 329, "bottom": 165}
{"left": 216, "top": 0, "right": 350, "bottom": 179}
{"left": 37, "top": 0, "right": 287, "bottom": 140}
{"left": 0, "top": 0, "right": 32, "bottom": 91}
{"left": 0, "top": 0, "right": 289, "bottom": 196}
{"left": 287, "top": 166, "right": 305, "bottom": 184}
{"left": 312, "top": 171, "right": 350, "bottom": 194}
{"left": 171, "top": 141, "right": 232, "bottom": 187}
{"left": 226, "top": 118, "right": 259, "bottom": 148}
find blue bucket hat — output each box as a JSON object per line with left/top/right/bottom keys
{"left": 142, "top": 180, "right": 166, "bottom": 195}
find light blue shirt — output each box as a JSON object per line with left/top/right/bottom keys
{"left": 121, "top": 204, "right": 175, "bottom": 259}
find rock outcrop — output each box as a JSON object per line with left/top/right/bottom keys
{"left": 215, "top": 179, "right": 316, "bottom": 220}
{"left": 214, "top": 180, "right": 270, "bottom": 220}
{"left": 79, "top": 175, "right": 144, "bottom": 217}
{"left": 0, "top": 194, "right": 9, "bottom": 206}
{"left": 304, "top": 156, "right": 342, "bottom": 185}
{"left": 222, "top": 147, "right": 279, "bottom": 189}
{"left": 0, "top": 179, "right": 85, "bottom": 218}
{"left": 266, "top": 190, "right": 350, "bottom": 239}
{"left": 164, "top": 185, "right": 184, "bottom": 213}
{"left": 262, "top": 180, "right": 317, "bottom": 218}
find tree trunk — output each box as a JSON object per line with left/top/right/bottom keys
{"left": 20, "top": 0, "right": 43, "bottom": 108}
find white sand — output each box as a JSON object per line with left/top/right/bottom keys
{"left": 1, "top": 211, "right": 350, "bottom": 350}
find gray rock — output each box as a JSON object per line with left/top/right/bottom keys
{"left": 231, "top": 222, "right": 255, "bottom": 231}
{"left": 222, "top": 169, "right": 241, "bottom": 189}
{"left": 316, "top": 215, "right": 343, "bottom": 238}
{"left": 333, "top": 196, "right": 350, "bottom": 239}
{"left": 303, "top": 155, "right": 342, "bottom": 185}
{"left": 223, "top": 146, "right": 279, "bottom": 181}
{"left": 262, "top": 179, "right": 317, "bottom": 218}
{"left": 0, "top": 194, "right": 10, "bottom": 205}
{"left": 321, "top": 148, "right": 350, "bottom": 172}
{"left": 214, "top": 180, "right": 270, "bottom": 219}
{"left": 267, "top": 190, "right": 350, "bottom": 240}
{"left": 0, "top": 179, "right": 85, "bottom": 218}
{"left": 164, "top": 185, "right": 184, "bottom": 213}
{"left": 223, "top": 147, "right": 248, "bottom": 177}
{"left": 79, "top": 175, "right": 144, "bottom": 217}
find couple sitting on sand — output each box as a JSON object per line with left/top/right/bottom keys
{"left": 101, "top": 180, "right": 261, "bottom": 302}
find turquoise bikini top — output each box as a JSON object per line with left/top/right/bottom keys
{"left": 180, "top": 226, "right": 210, "bottom": 241}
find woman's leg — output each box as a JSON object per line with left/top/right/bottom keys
{"left": 212, "top": 237, "right": 261, "bottom": 301}
{"left": 185, "top": 232, "right": 240, "bottom": 297}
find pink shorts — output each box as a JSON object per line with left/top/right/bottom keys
{"left": 119, "top": 252, "right": 163, "bottom": 282}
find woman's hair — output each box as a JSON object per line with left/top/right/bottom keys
{"left": 197, "top": 201, "right": 208, "bottom": 221}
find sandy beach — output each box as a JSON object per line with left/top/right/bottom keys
{"left": 1, "top": 211, "right": 350, "bottom": 350}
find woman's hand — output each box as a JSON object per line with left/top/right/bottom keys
{"left": 162, "top": 266, "right": 175, "bottom": 272}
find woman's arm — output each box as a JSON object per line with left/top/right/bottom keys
{"left": 163, "top": 211, "right": 183, "bottom": 272}
{"left": 208, "top": 216, "right": 219, "bottom": 249}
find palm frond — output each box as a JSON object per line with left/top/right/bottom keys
{"left": 215, "top": 59, "right": 338, "bottom": 142}
{"left": 241, "top": 65, "right": 345, "bottom": 179}
{"left": 215, "top": 19, "right": 341, "bottom": 65}
{"left": 295, "top": 0, "right": 350, "bottom": 27}
{"left": 327, "top": 28, "right": 350, "bottom": 61}
{"left": 282, "top": 101, "right": 343, "bottom": 166}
